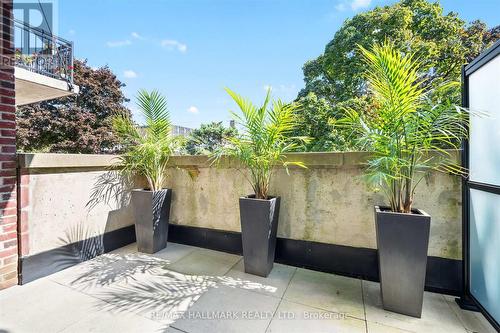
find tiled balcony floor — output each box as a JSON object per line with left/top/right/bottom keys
{"left": 0, "top": 242, "right": 495, "bottom": 333}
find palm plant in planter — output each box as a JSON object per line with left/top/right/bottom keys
{"left": 113, "top": 90, "right": 178, "bottom": 254}
{"left": 213, "top": 88, "right": 308, "bottom": 277}
{"left": 338, "top": 42, "right": 469, "bottom": 317}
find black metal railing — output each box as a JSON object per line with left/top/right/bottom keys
{"left": 13, "top": 19, "right": 74, "bottom": 85}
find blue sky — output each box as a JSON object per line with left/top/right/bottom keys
{"left": 16, "top": 0, "right": 500, "bottom": 127}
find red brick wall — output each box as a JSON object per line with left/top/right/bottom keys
{"left": 0, "top": 0, "right": 17, "bottom": 290}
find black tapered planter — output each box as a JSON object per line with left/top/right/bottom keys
{"left": 239, "top": 195, "right": 280, "bottom": 277}
{"left": 375, "top": 206, "right": 431, "bottom": 318}
{"left": 131, "top": 189, "right": 172, "bottom": 254}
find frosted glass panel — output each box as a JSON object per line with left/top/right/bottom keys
{"left": 470, "top": 189, "right": 500, "bottom": 322}
{"left": 469, "top": 55, "right": 500, "bottom": 186}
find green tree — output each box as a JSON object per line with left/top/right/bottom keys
{"left": 293, "top": 93, "right": 372, "bottom": 151}
{"left": 295, "top": 0, "right": 498, "bottom": 151}
{"left": 16, "top": 59, "right": 130, "bottom": 153}
{"left": 185, "top": 121, "right": 237, "bottom": 155}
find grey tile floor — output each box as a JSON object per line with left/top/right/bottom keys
{"left": 0, "top": 242, "right": 495, "bottom": 333}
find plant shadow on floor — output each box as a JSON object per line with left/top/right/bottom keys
{"left": 54, "top": 247, "right": 173, "bottom": 290}
{"left": 95, "top": 270, "right": 216, "bottom": 325}
{"left": 89, "top": 257, "right": 281, "bottom": 330}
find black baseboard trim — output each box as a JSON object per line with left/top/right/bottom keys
{"left": 274, "top": 237, "right": 379, "bottom": 281}
{"left": 167, "top": 224, "right": 463, "bottom": 296}
{"left": 168, "top": 224, "right": 243, "bottom": 255}
{"left": 19, "top": 223, "right": 463, "bottom": 296}
{"left": 19, "top": 225, "right": 136, "bottom": 284}
{"left": 426, "top": 255, "right": 462, "bottom": 296}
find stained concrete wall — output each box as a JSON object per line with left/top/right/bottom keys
{"left": 18, "top": 152, "right": 462, "bottom": 260}
{"left": 164, "top": 152, "right": 462, "bottom": 260}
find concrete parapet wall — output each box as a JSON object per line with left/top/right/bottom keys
{"left": 17, "top": 151, "right": 462, "bottom": 260}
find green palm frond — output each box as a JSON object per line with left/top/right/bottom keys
{"left": 136, "top": 90, "right": 172, "bottom": 141}
{"left": 213, "top": 88, "right": 310, "bottom": 199}
{"left": 337, "top": 41, "right": 469, "bottom": 213}
{"left": 112, "top": 90, "right": 177, "bottom": 191}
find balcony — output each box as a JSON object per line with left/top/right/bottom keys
{"left": 0, "top": 151, "right": 493, "bottom": 332}
{"left": 13, "top": 19, "right": 79, "bottom": 106}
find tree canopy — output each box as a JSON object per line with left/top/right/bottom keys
{"left": 185, "top": 121, "right": 237, "bottom": 155}
{"left": 294, "top": 0, "right": 499, "bottom": 151}
{"left": 16, "top": 60, "right": 131, "bottom": 153}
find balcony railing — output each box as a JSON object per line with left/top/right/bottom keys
{"left": 14, "top": 19, "right": 74, "bottom": 85}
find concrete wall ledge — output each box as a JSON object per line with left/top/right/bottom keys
{"left": 18, "top": 153, "right": 118, "bottom": 169}
{"left": 18, "top": 150, "right": 460, "bottom": 170}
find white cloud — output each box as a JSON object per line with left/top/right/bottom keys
{"left": 187, "top": 106, "right": 199, "bottom": 114}
{"left": 161, "top": 39, "right": 188, "bottom": 53}
{"left": 68, "top": 29, "right": 76, "bottom": 35}
{"left": 350, "top": 0, "right": 371, "bottom": 10}
{"left": 335, "top": 3, "right": 346, "bottom": 11}
{"left": 109, "top": 34, "right": 188, "bottom": 53}
{"left": 334, "top": 0, "right": 371, "bottom": 12}
{"left": 106, "top": 40, "right": 132, "bottom": 48}
{"left": 123, "top": 70, "right": 138, "bottom": 78}
{"left": 131, "top": 32, "right": 144, "bottom": 40}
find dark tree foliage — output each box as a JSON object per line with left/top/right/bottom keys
{"left": 294, "top": 0, "right": 499, "bottom": 151}
{"left": 16, "top": 59, "right": 130, "bottom": 153}
{"left": 185, "top": 121, "right": 237, "bottom": 155}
